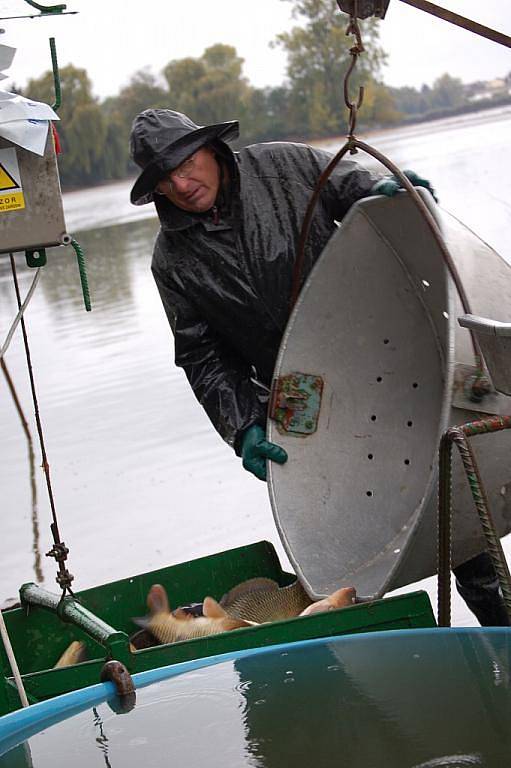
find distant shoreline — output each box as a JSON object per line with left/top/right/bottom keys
{"left": 307, "top": 100, "right": 511, "bottom": 149}
{"left": 61, "top": 100, "right": 511, "bottom": 196}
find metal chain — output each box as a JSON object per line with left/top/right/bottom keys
{"left": 343, "top": 1, "right": 365, "bottom": 142}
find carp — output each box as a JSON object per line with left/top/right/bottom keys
{"left": 220, "top": 577, "right": 311, "bottom": 623}
{"left": 134, "top": 584, "right": 254, "bottom": 646}
{"left": 221, "top": 577, "right": 356, "bottom": 623}
{"left": 299, "top": 587, "right": 356, "bottom": 616}
{"left": 53, "top": 640, "right": 88, "bottom": 668}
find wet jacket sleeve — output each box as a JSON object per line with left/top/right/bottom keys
{"left": 300, "top": 145, "right": 378, "bottom": 220}
{"left": 152, "top": 264, "right": 267, "bottom": 454}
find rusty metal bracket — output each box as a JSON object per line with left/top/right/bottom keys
{"left": 270, "top": 373, "right": 324, "bottom": 435}
{"left": 337, "top": 0, "right": 511, "bottom": 49}
{"left": 100, "top": 660, "right": 136, "bottom": 714}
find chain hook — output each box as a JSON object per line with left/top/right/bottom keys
{"left": 343, "top": 0, "right": 365, "bottom": 147}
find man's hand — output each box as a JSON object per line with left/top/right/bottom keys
{"left": 370, "top": 170, "right": 438, "bottom": 202}
{"left": 241, "top": 425, "right": 288, "bottom": 481}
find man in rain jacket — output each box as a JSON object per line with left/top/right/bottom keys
{"left": 129, "top": 109, "right": 508, "bottom": 626}
{"left": 129, "top": 109, "right": 414, "bottom": 476}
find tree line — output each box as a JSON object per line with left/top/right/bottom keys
{"left": 19, "top": 0, "right": 495, "bottom": 189}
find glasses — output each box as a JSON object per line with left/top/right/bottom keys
{"left": 168, "top": 152, "right": 199, "bottom": 185}
{"left": 155, "top": 153, "right": 199, "bottom": 196}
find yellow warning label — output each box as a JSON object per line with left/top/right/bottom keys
{"left": 0, "top": 163, "right": 18, "bottom": 191}
{"left": 0, "top": 147, "right": 24, "bottom": 214}
{"left": 0, "top": 191, "right": 25, "bottom": 212}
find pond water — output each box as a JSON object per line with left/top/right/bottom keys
{"left": 1, "top": 105, "right": 511, "bottom": 626}
{"left": 2, "top": 630, "right": 511, "bottom": 768}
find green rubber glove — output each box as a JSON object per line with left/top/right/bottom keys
{"left": 370, "top": 169, "right": 438, "bottom": 203}
{"left": 241, "top": 425, "right": 288, "bottom": 481}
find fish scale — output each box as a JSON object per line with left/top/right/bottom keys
{"left": 147, "top": 613, "right": 248, "bottom": 645}
{"left": 221, "top": 578, "right": 312, "bottom": 623}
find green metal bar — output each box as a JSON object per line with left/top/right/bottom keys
{"left": 23, "top": 0, "right": 67, "bottom": 14}
{"left": 20, "top": 584, "right": 128, "bottom": 651}
{"left": 49, "top": 37, "right": 61, "bottom": 112}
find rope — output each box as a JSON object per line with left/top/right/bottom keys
{"left": 0, "top": 268, "right": 41, "bottom": 361}
{"left": 0, "top": 610, "right": 29, "bottom": 708}
{"left": 9, "top": 253, "right": 75, "bottom": 597}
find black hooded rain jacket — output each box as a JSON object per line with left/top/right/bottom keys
{"left": 151, "top": 140, "right": 377, "bottom": 453}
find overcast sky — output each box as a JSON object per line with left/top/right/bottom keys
{"left": 0, "top": 0, "right": 510, "bottom": 100}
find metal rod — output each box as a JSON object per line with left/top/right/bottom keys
{"left": 454, "top": 428, "right": 511, "bottom": 621}
{"left": 437, "top": 432, "right": 452, "bottom": 626}
{"left": 399, "top": 0, "right": 511, "bottom": 49}
{"left": 291, "top": 141, "right": 352, "bottom": 308}
{"left": 20, "top": 583, "right": 124, "bottom": 647}
{"left": 438, "top": 417, "right": 511, "bottom": 626}
{"left": 49, "top": 37, "right": 61, "bottom": 112}
{"left": 0, "top": 12, "right": 77, "bottom": 19}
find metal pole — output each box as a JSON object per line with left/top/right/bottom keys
{"left": 399, "top": 0, "right": 511, "bottom": 49}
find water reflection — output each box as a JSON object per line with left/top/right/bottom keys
{"left": 38, "top": 219, "right": 158, "bottom": 333}
{"left": 236, "top": 643, "right": 421, "bottom": 767}
{"left": 2, "top": 630, "right": 511, "bottom": 768}
{"left": 1, "top": 328, "right": 41, "bottom": 585}
{"left": 92, "top": 708, "right": 112, "bottom": 768}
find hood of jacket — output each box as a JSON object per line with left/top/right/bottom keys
{"left": 129, "top": 109, "right": 239, "bottom": 206}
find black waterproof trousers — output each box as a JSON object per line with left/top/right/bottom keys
{"left": 454, "top": 551, "right": 510, "bottom": 626}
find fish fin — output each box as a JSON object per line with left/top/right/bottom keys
{"left": 220, "top": 578, "right": 280, "bottom": 607}
{"left": 299, "top": 587, "right": 356, "bottom": 617}
{"left": 53, "top": 640, "right": 88, "bottom": 669}
{"left": 203, "top": 596, "right": 229, "bottom": 619}
{"left": 132, "top": 615, "right": 151, "bottom": 630}
{"left": 330, "top": 587, "right": 357, "bottom": 608}
{"left": 147, "top": 584, "right": 171, "bottom": 615}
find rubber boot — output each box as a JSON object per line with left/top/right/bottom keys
{"left": 453, "top": 551, "right": 511, "bottom": 627}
